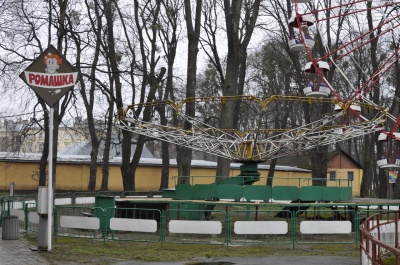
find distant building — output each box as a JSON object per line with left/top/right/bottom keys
{"left": 266, "top": 150, "right": 363, "bottom": 196}
{"left": 59, "top": 138, "right": 154, "bottom": 159}
{"left": 0, "top": 117, "right": 87, "bottom": 153}
{"left": 0, "top": 116, "right": 155, "bottom": 161}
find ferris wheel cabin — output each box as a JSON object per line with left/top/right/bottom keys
{"left": 377, "top": 132, "right": 400, "bottom": 169}
{"left": 303, "top": 61, "right": 331, "bottom": 97}
{"left": 288, "top": 14, "right": 315, "bottom": 52}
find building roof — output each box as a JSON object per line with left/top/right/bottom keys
{"left": 58, "top": 140, "right": 154, "bottom": 158}
{"left": 265, "top": 150, "right": 361, "bottom": 170}
{"left": 0, "top": 152, "right": 311, "bottom": 172}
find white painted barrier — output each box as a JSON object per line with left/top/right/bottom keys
{"left": 234, "top": 221, "right": 288, "bottom": 235}
{"left": 110, "top": 218, "right": 157, "bottom": 233}
{"left": 60, "top": 216, "right": 100, "bottom": 230}
{"left": 54, "top": 198, "right": 72, "bottom": 205}
{"left": 169, "top": 220, "right": 222, "bottom": 234}
{"left": 300, "top": 220, "right": 352, "bottom": 234}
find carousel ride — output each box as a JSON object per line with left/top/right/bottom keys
{"left": 114, "top": 0, "right": 400, "bottom": 202}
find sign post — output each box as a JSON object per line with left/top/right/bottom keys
{"left": 20, "top": 45, "right": 78, "bottom": 251}
{"left": 47, "top": 107, "right": 54, "bottom": 251}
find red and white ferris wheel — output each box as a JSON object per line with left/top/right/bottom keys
{"left": 289, "top": 0, "right": 400, "bottom": 169}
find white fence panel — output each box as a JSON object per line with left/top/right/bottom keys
{"left": 169, "top": 220, "right": 222, "bottom": 234}
{"left": 60, "top": 216, "right": 100, "bottom": 230}
{"left": 300, "top": 221, "right": 352, "bottom": 234}
{"left": 234, "top": 221, "right": 288, "bottom": 235}
{"left": 110, "top": 218, "right": 157, "bottom": 233}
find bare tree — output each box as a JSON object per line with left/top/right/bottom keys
{"left": 109, "top": 0, "right": 166, "bottom": 191}
{"left": 156, "top": 0, "right": 184, "bottom": 189}
{"left": 201, "top": 0, "right": 261, "bottom": 178}
{"left": 174, "top": 0, "right": 203, "bottom": 184}
{"left": 64, "top": 0, "right": 103, "bottom": 191}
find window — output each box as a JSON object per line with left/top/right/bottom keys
{"left": 348, "top": 171, "right": 354, "bottom": 181}
{"left": 329, "top": 171, "right": 336, "bottom": 180}
{"left": 65, "top": 133, "right": 70, "bottom": 140}
{"left": 39, "top": 133, "right": 43, "bottom": 140}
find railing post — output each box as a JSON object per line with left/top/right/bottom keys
{"left": 225, "top": 210, "right": 230, "bottom": 249}
{"left": 53, "top": 206, "right": 58, "bottom": 242}
{"left": 0, "top": 197, "right": 3, "bottom": 226}
{"left": 160, "top": 209, "right": 165, "bottom": 247}
{"left": 102, "top": 208, "right": 111, "bottom": 245}
{"left": 245, "top": 206, "right": 250, "bottom": 221}
{"left": 291, "top": 211, "right": 296, "bottom": 249}
{"left": 24, "top": 203, "right": 29, "bottom": 238}
{"left": 372, "top": 240, "right": 377, "bottom": 264}
{"left": 7, "top": 196, "right": 11, "bottom": 216}
{"left": 396, "top": 211, "right": 399, "bottom": 264}
{"left": 354, "top": 210, "right": 360, "bottom": 247}
{"left": 102, "top": 208, "right": 107, "bottom": 243}
{"left": 377, "top": 213, "right": 381, "bottom": 259}
{"left": 71, "top": 192, "right": 76, "bottom": 206}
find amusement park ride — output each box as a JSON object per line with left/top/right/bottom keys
{"left": 115, "top": 0, "right": 400, "bottom": 197}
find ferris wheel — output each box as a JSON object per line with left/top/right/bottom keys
{"left": 115, "top": 0, "right": 397, "bottom": 173}
{"left": 289, "top": 0, "right": 400, "bottom": 169}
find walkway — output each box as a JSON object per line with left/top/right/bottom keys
{"left": 0, "top": 228, "right": 48, "bottom": 265}
{"left": 113, "top": 256, "right": 360, "bottom": 265}
{"left": 0, "top": 228, "right": 360, "bottom": 265}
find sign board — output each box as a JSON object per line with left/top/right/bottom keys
{"left": 19, "top": 45, "right": 79, "bottom": 107}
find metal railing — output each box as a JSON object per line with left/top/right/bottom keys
{"left": 3, "top": 193, "right": 400, "bottom": 255}
{"left": 360, "top": 211, "right": 400, "bottom": 265}
{"left": 0, "top": 198, "right": 361, "bottom": 248}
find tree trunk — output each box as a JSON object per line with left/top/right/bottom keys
{"left": 360, "top": 134, "right": 374, "bottom": 197}
{"left": 267, "top": 158, "right": 277, "bottom": 186}
{"left": 121, "top": 130, "right": 134, "bottom": 191}
{"left": 160, "top": 140, "right": 170, "bottom": 190}
{"left": 100, "top": 108, "right": 114, "bottom": 191}
{"left": 215, "top": 0, "right": 261, "bottom": 179}
{"left": 176, "top": 0, "right": 202, "bottom": 184}
{"left": 309, "top": 146, "right": 328, "bottom": 186}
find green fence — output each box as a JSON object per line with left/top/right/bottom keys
{"left": 26, "top": 204, "right": 364, "bottom": 247}
{"left": 1, "top": 193, "right": 396, "bottom": 249}
{"left": 172, "top": 176, "right": 352, "bottom": 202}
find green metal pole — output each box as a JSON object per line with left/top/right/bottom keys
{"left": 71, "top": 192, "right": 76, "bottom": 206}
{"left": 245, "top": 206, "right": 250, "bottom": 221}
{"left": 292, "top": 213, "right": 297, "bottom": 249}
{"left": 354, "top": 209, "right": 360, "bottom": 247}
{"left": 225, "top": 210, "right": 230, "bottom": 249}
{"left": 53, "top": 207, "right": 58, "bottom": 242}
{"left": 24, "top": 203, "right": 29, "bottom": 238}
{"left": 161, "top": 209, "right": 165, "bottom": 247}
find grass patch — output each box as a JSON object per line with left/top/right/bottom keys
{"left": 28, "top": 236, "right": 360, "bottom": 265}
{"left": 382, "top": 254, "right": 400, "bottom": 265}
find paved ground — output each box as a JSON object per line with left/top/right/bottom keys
{"left": 113, "top": 256, "right": 360, "bottom": 265}
{"left": 0, "top": 228, "right": 360, "bottom": 265}
{"left": 0, "top": 229, "right": 49, "bottom": 265}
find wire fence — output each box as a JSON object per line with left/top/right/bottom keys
{"left": 0, "top": 194, "right": 366, "bottom": 248}
{"left": 1, "top": 193, "right": 399, "bottom": 253}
